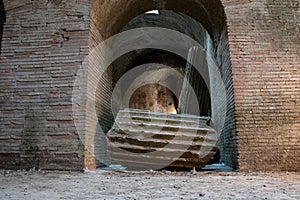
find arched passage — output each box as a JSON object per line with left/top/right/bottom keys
{"left": 86, "top": 0, "right": 238, "bottom": 170}
{"left": 112, "top": 10, "right": 212, "bottom": 117}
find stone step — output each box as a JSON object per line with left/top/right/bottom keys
{"left": 108, "top": 128, "right": 218, "bottom": 143}
{"left": 108, "top": 136, "right": 217, "bottom": 152}
{"left": 109, "top": 149, "right": 215, "bottom": 171}
{"left": 109, "top": 143, "right": 217, "bottom": 155}
{"left": 113, "top": 122, "right": 215, "bottom": 135}
{"left": 119, "top": 108, "right": 211, "bottom": 125}
{"left": 107, "top": 109, "right": 218, "bottom": 170}
{"left": 115, "top": 116, "right": 210, "bottom": 129}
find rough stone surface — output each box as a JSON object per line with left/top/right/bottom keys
{"left": 0, "top": 0, "right": 299, "bottom": 171}
{"left": 0, "top": 0, "right": 91, "bottom": 170}
{"left": 225, "top": 0, "right": 300, "bottom": 171}
{"left": 0, "top": 170, "right": 300, "bottom": 199}
{"left": 129, "top": 84, "right": 178, "bottom": 114}
{"left": 107, "top": 109, "right": 218, "bottom": 170}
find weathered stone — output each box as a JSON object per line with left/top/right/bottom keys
{"left": 0, "top": 0, "right": 299, "bottom": 172}
{"left": 107, "top": 109, "right": 218, "bottom": 170}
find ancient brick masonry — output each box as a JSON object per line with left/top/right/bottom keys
{"left": 0, "top": 0, "right": 299, "bottom": 171}
{"left": 0, "top": 0, "right": 92, "bottom": 170}
{"left": 224, "top": 0, "right": 300, "bottom": 171}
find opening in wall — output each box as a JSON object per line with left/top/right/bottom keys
{"left": 87, "top": 0, "right": 237, "bottom": 170}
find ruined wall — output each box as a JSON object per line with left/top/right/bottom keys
{"left": 224, "top": 0, "right": 300, "bottom": 171}
{"left": 0, "top": 0, "right": 92, "bottom": 170}
{"left": 217, "top": 27, "right": 239, "bottom": 169}
{"left": 129, "top": 83, "right": 178, "bottom": 114}
{"left": 216, "top": 16, "right": 239, "bottom": 169}
{"left": 87, "top": 0, "right": 300, "bottom": 172}
{"left": 0, "top": 0, "right": 299, "bottom": 171}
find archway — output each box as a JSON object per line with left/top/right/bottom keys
{"left": 85, "top": 0, "right": 238, "bottom": 170}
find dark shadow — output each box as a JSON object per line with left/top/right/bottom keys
{"left": 0, "top": 0, "right": 5, "bottom": 54}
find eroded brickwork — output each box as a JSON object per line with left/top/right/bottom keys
{"left": 0, "top": 0, "right": 92, "bottom": 170}
{"left": 225, "top": 0, "right": 300, "bottom": 171}
{"left": 0, "top": 0, "right": 299, "bottom": 171}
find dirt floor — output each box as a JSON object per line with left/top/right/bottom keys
{"left": 0, "top": 168, "right": 300, "bottom": 200}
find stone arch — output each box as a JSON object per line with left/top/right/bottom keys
{"left": 85, "top": 0, "right": 238, "bottom": 170}
{"left": 90, "top": 0, "right": 226, "bottom": 44}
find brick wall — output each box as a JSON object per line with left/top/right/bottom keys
{"left": 225, "top": 0, "right": 300, "bottom": 171}
{"left": 0, "top": 0, "right": 299, "bottom": 171}
{"left": 0, "top": 0, "right": 92, "bottom": 170}
{"left": 217, "top": 27, "right": 239, "bottom": 169}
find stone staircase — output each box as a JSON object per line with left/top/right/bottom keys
{"left": 107, "top": 109, "right": 218, "bottom": 171}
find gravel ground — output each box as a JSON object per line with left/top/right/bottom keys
{"left": 0, "top": 169, "right": 299, "bottom": 200}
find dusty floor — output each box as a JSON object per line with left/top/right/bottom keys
{"left": 0, "top": 169, "right": 300, "bottom": 200}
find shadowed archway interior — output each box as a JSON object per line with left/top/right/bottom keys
{"left": 87, "top": 0, "right": 237, "bottom": 170}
